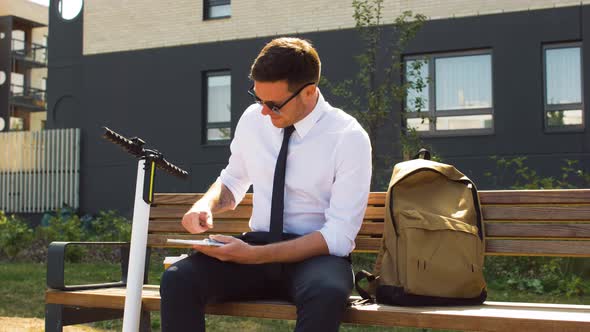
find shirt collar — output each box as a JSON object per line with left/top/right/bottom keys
{"left": 292, "top": 90, "right": 327, "bottom": 139}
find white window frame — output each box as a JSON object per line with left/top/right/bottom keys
{"left": 204, "top": 0, "right": 231, "bottom": 20}
{"left": 543, "top": 42, "right": 584, "bottom": 132}
{"left": 404, "top": 49, "right": 494, "bottom": 136}
{"left": 203, "top": 70, "right": 232, "bottom": 145}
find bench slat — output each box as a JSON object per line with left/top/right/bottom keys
{"left": 366, "top": 192, "right": 386, "bottom": 205}
{"left": 154, "top": 189, "right": 590, "bottom": 207}
{"left": 150, "top": 220, "right": 590, "bottom": 239}
{"left": 150, "top": 233, "right": 590, "bottom": 256}
{"left": 46, "top": 286, "right": 590, "bottom": 331}
{"left": 486, "top": 239, "right": 590, "bottom": 256}
{"left": 483, "top": 205, "right": 590, "bottom": 221}
{"left": 486, "top": 223, "right": 590, "bottom": 238}
{"left": 153, "top": 193, "right": 388, "bottom": 206}
{"left": 343, "top": 300, "right": 590, "bottom": 331}
{"left": 147, "top": 233, "right": 382, "bottom": 251}
{"left": 153, "top": 194, "right": 253, "bottom": 205}
{"left": 152, "top": 204, "right": 590, "bottom": 223}
{"left": 357, "top": 222, "right": 385, "bottom": 235}
{"left": 149, "top": 220, "right": 249, "bottom": 234}
{"left": 479, "top": 189, "right": 590, "bottom": 205}
{"left": 148, "top": 220, "right": 386, "bottom": 236}
{"left": 150, "top": 205, "right": 386, "bottom": 221}
{"left": 150, "top": 205, "right": 253, "bottom": 220}
{"left": 354, "top": 237, "right": 382, "bottom": 251}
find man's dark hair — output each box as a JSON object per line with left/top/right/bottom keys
{"left": 250, "top": 37, "right": 321, "bottom": 91}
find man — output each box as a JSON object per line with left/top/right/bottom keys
{"left": 160, "top": 37, "right": 371, "bottom": 332}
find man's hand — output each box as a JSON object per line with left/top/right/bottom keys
{"left": 181, "top": 202, "right": 213, "bottom": 233}
{"left": 192, "top": 235, "right": 262, "bottom": 264}
{"left": 182, "top": 180, "right": 236, "bottom": 233}
{"left": 194, "top": 232, "right": 330, "bottom": 264}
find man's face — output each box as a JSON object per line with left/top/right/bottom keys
{"left": 253, "top": 80, "right": 315, "bottom": 128}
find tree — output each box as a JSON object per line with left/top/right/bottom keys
{"left": 322, "top": 0, "right": 428, "bottom": 188}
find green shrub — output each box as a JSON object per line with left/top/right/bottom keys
{"left": 0, "top": 211, "right": 34, "bottom": 261}
{"left": 80, "top": 210, "right": 132, "bottom": 262}
{"left": 485, "top": 256, "right": 590, "bottom": 297}
{"left": 484, "top": 157, "right": 590, "bottom": 189}
{"left": 34, "top": 209, "right": 85, "bottom": 262}
{"left": 539, "top": 258, "right": 590, "bottom": 297}
{"left": 83, "top": 210, "right": 131, "bottom": 242}
{"left": 36, "top": 209, "right": 83, "bottom": 242}
{"left": 0, "top": 208, "right": 133, "bottom": 263}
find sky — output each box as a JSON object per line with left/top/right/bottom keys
{"left": 29, "top": 0, "right": 49, "bottom": 6}
{"left": 29, "top": 0, "right": 84, "bottom": 20}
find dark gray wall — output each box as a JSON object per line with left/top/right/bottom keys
{"left": 47, "top": 32, "right": 367, "bottom": 215}
{"left": 404, "top": 5, "right": 589, "bottom": 186}
{"left": 47, "top": 4, "right": 589, "bottom": 216}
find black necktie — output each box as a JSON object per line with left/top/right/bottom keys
{"left": 269, "top": 125, "right": 295, "bottom": 242}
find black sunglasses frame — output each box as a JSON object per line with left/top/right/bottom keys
{"left": 247, "top": 82, "right": 316, "bottom": 114}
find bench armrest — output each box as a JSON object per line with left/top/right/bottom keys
{"left": 46, "top": 241, "right": 151, "bottom": 291}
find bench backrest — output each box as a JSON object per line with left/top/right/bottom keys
{"left": 148, "top": 190, "right": 590, "bottom": 257}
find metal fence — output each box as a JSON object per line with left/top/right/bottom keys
{"left": 0, "top": 128, "right": 80, "bottom": 213}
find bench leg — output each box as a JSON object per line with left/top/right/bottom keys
{"left": 45, "top": 304, "right": 64, "bottom": 332}
{"left": 46, "top": 304, "right": 126, "bottom": 330}
{"left": 139, "top": 310, "right": 152, "bottom": 332}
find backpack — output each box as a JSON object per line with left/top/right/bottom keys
{"left": 356, "top": 149, "right": 487, "bottom": 306}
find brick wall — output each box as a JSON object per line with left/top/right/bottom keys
{"left": 0, "top": 0, "right": 48, "bottom": 25}
{"left": 29, "top": 110, "right": 46, "bottom": 131}
{"left": 83, "top": 0, "right": 589, "bottom": 54}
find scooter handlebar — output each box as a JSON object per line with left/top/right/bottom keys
{"left": 103, "top": 126, "right": 189, "bottom": 179}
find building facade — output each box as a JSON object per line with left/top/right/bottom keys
{"left": 0, "top": 1, "right": 81, "bottom": 218}
{"left": 0, "top": 0, "right": 48, "bottom": 132}
{"left": 47, "top": 0, "right": 589, "bottom": 215}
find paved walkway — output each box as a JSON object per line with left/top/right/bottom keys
{"left": 0, "top": 317, "right": 107, "bottom": 332}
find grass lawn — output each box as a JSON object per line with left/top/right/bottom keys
{"left": 1, "top": 254, "right": 588, "bottom": 331}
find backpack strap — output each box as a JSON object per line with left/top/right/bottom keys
{"left": 354, "top": 270, "right": 377, "bottom": 303}
{"left": 459, "top": 179, "right": 484, "bottom": 241}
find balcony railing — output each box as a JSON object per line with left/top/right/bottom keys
{"left": 11, "top": 39, "right": 47, "bottom": 65}
{"left": 9, "top": 84, "right": 46, "bottom": 110}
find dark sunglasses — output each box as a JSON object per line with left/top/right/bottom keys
{"left": 247, "top": 82, "right": 316, "bottom": 114}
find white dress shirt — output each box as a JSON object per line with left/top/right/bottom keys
{"left": 218, "top": 92, "right": 372, "bottom": 256}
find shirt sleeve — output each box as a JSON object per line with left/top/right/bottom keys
{"left": 218, "top": 109, "right": 253, "bottom": 208}
{"left": 318, "top": 126, "right": 372, "bottom": 257}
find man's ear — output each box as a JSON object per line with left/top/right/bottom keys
{"left": 304, "top": 85, "right": 317, "bottom": 98}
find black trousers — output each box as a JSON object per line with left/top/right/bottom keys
{"left": 160, "top": 253, "right": 353, "bottom": 332}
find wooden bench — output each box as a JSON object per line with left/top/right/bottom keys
{"left": 45, "top": 189, "right": 590, "bottom": 331}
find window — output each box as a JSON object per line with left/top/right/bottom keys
{"left": 57, "top": 0, "right": 84, "bottom": 21}
{"left": 11, "top": 73, "right": 24, "bottom": 95}
{"left": 10, "top": 117, "right": 24, "bottom": 131}
{"left": 204, "top": 71, "right": 231, "bottom": 144}
{"left": 405, "top": 51, "right": 494, "bottom": 135}
{"left": 204, "top": 0, "right": 231, "bottom": 20}
{"left": 543, "top": 44, "right": 583, "bottom": 131}
{"left": 39, "top": 35, "right": 48, "bottom": 63}
{"left": 11, "top": 30, "right": 25, "bottom": 52}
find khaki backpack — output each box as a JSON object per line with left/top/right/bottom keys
{"left": 356, "top": 150, "right": 487, "bottom": 306}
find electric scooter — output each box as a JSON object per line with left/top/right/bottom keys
{"left": 103, "top": 127, "right": 188, "bottom": 331}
